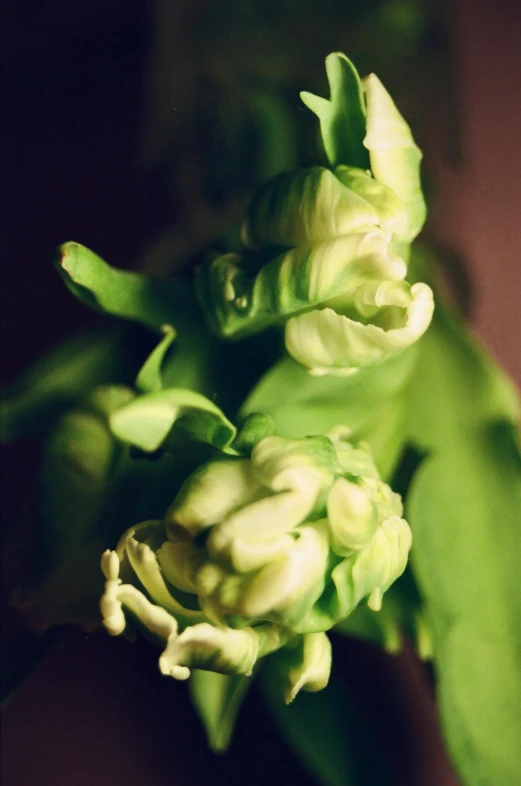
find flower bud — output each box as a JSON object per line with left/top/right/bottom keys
{"left": 196, "top": 53, "right": 433, "bottom": 376}
{"left": 100, "top": 427, "right": 411, "bottom": 700}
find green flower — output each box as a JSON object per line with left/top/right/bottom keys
{"left": 196, "top": 54, "right": 433, "bottom": 376}
{"left": 100, "top": 424, "right": 411, "bottom": 701}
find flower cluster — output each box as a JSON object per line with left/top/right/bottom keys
{"left": 196, "top": 55, "right": 434, "bottom": 376}
{"left": 100, "top": 427, "right": 411, "bottom": 702}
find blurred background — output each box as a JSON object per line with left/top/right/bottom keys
{"left": 1, "top": 0, "right": 520, "bottom": 784}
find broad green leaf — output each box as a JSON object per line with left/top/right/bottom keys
{"left": 55, "top": 242, "right": 181, "bottom": 330}
{"left": 36, "top": 388, "right": 130, "bottom": 575}
{"left": 12, "top": 386, "right": 132, "bottom": 631}
{"left": 300, "top": 53, "right": 370, "bottom": 170}
{"left": 406, "top": 305, "right": 521, "bottom": 786}
{"left": 190, "top": 670, "right": 251, "bottom": 752}
{"left": 407, "top": 310, "right": 518, "bottom": 440}
{"left": 241, "top": 345, "right": 419, "bottom": 480}
{"left": 136, "top": 324, "right": 176, "bottom": 394}
{"left": 261, "top": 662, "right": 393, "bottom": 786}
{"left": 0, "top": 326, "right": 138, "bottom": 442}
{"left": 109, "top": 388, "right": 236, "bottom": 453}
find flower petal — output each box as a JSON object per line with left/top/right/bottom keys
{"left": 284, "top": 282, "right": 434, "bottom": 374}
{"left": 363, "top": 74, "right": 426, "bottom": 241}
{"left": 327, "top": 477, "right": 378, "bottom": 554}
{"left": 242, "top": 167, "right": 379, "bottom": 251}
{"left": 276, "top": 632, "right": 332, "bottom": 704}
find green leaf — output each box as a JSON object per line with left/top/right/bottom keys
{"left": 300, "top": 53, "right": 370, "bottom": 170}
{"left": 406, "top": 305, "right": 521, "bottom": 785}
{"left": 241, "top": 345, "right": 419, "bottom": 480}
{"left": 261, "top": 662, "right": 393, "bottom": 786}
{"left": 0, "top": 326, "right": 137, "bottom": 442}
{"left": 109, "top": 388, "right": 236, "bottom": 453}
{"left": 190, "top": 670, "right": 251, "bottom": 752}
{"left": 12, "top": 386, "right": 132, "bottom": 630}
{"left": 55, "top": 242, "right": 181, "bottom": 330}
{"left": 136, "top": 324, "right": 176, "bottom": 394}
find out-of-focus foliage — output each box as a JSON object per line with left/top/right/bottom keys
{"left": 141, "top": 0, "right": 447, "bottom": 276}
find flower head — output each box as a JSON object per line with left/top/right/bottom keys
{"left": 196, "top": 55, "right": 433, "bottom": 376}
{"left": 100, "top": 424, "right": 411, "bottom": 701}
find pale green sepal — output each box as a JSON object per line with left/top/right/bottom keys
{"left": 285, "top": 282, "right": 433, "bottom": 374}
{"left": 135, "top": 324, "right": 176, "bottom": 394}
{"left": 275, "top": 633, "right": 332, "bottom": 704}
{"left": 300, "top": 52, "right": 370, "bottom": 170}
{"left": 190, "top": 670, "right": 252, "bottom": 752}
{"left": 109, "top": 388, "right": 236, "bottom": 452}
{"left": 242, "top": 167, "right": 379, "bottom": 251}
{"left": 55, "top": 242, "right": 181, "bottom": 330}
{"left": 362, "top": 75, "right": 426, "bottom": 241}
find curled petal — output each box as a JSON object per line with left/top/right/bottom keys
{"left": 238, "top": 522, "right": 330, "bottom": 620}
{"left": 166, "top": 459, "right": 261, "bottom": 536}
{"left": 363, "top": 74, "right": 426, "bottom": 241}
{"left": 327, "top": 477, "right": 378, "bottom": 554}
{"left": 196, "top": 231, "right": 405, "bottom": 340}
{"left": 226, "top": 534, "right": 295, "bottom": 574}
{"left": 251, "top": 434, "right": 337, "bottom": 493}
{"left": 156, "top": 538, "right": 206, "bottom": 593}
{"left": 277, "top": 633, "right": 332, "bottom": 704}
{"left": 242, "top": 167, "right": 379, "bottom": 251}
{"left": 100, "top": 549, "right": 179, "bottom": 642}
{"left": 335, "top": 166, "right": 407, "bottom": 236}
{"left": 351, "top": 515, "right": 412, "bottom": 605}
{"left": 159, "top": 622, "right": 281, "bottom": 680}
{"left": 207, "top": 436, "right": 338, "bottom": 563}
{"left": 284, "top": 282, "right": 434, "bottom": 374}
{"left": 207, "top": 490, "right": 315, "bottom": 568}
{"left": 119, "top": 532, "right": 204, "bottom": 623}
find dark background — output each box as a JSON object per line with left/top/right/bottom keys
{"left": 2, "top": 1, "right": 520, "bottom": 784}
